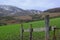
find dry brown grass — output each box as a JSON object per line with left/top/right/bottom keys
{"left": 40, "top": 13, "right": 60, "bottom": 18}
{"left": 14, "top": 13, "right": 60, "bottom": 21}
{"left": 14, "top": 15, "right": 32, "bottom": 20}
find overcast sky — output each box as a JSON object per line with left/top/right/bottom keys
{"left": 0, "top": 0, "right": 60, "bottom": 11}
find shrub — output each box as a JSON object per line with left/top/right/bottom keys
{"left": 0, "top": 22, "right": 7, "bottom": 26}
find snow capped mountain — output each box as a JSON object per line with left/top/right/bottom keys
{"left": 0, "top": 5, "right": 41, "bottom": 17}
{"left": 0, "top": 5, "right": 26, "bottom": 16}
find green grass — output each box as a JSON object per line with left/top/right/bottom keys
{"left": 50, "top": 18, "right": 60, "bottom": 27}
{"left": 0, "top": 24, "right": 20, "bottom": 40}
{"left": 23, "top": 17, "right": 60, "bottom": 29}
{"left": 0, "top": 17, "right": 60, "bottom": 40}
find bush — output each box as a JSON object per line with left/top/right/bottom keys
{"left": 0, "top": 23, "right": 7, "bottom": 26}
{"left": 0, "top": 24, "right": 2, "bottom": 26}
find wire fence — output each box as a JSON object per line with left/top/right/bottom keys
{"left": 53, "top": 28, "right": 60, "bottom": 40}
{"left": 20, "top": 15, "right": 60, "bottom": 40}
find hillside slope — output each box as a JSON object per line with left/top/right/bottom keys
{"left": 0, "top": 5, "right": 41, "bottom": 17}
{"left": 44, "top": 7, "right": 60, "bottom": 13}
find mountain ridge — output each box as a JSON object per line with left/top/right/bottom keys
{"left": 44, "top": 7, "right": 60, "bottom": 13}
{"left": 0, "top": 5, "right": 41, "bottom": 17}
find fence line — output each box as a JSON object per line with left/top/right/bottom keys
{"left": 20, "top": 15, "right": 60, "bottom": 40}
{"left": 20, "top": 15, "right": 50, "bottom": 40}
{"left": 53, "top": 28, "right": 60, "bottom": 40}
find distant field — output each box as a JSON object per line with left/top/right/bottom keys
{"left": 0, "top": 17, "right": 60, "bottom": 40}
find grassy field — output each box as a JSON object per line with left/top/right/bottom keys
{"left": 0, "top": 17, "right": 60, "bottom": 40}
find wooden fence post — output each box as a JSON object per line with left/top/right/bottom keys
{"left": 20, "top": 24, "right": 24, "bottom": 40}
{"left": 29, "top": 24, "right": 33, "bottom": 40}
{"left": 53, "top": 28, "right": 56, "bottom": 40}
{"left": 45, "top": 15, "right": 50, "bottom": 40}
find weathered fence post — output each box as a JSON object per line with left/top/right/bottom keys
{"left": 20, "top": 24, "right": 24, "bottom": 40}
{"left": 45, "top": 15, "right": 50, "bottom": 40}
{"left": 53, "top": 28, "right": 56, "bottom": 40}
{"left": 29, "top": 24, "right": 33, "bottom": 40}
